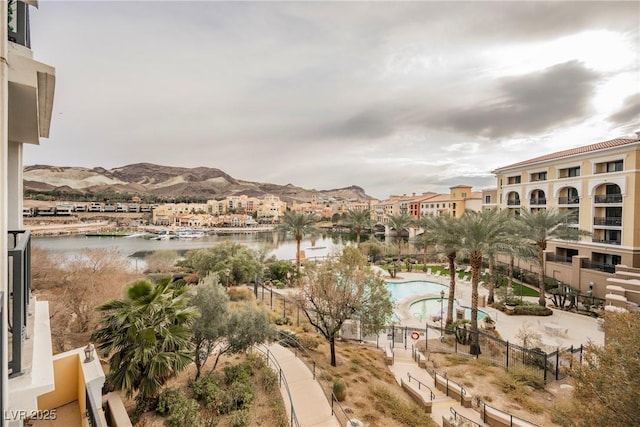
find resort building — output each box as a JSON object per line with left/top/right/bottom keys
{"left": 492, "top": 134, "right": 640, "bottom": 310}
{"left": 2, "top": 2, "right": 120, "bottom": 425}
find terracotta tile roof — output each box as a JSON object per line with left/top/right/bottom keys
{"left": 494, "top": 137, "right": 639, "bottom": 171}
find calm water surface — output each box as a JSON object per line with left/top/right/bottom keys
{"left": 33, "top": 232, "right": 346, "bottom": 263}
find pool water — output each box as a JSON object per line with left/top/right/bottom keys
{"left": 386, "top": 280, "right": 447, "bottom": 302}
{"left": 386, "top": 280, "right": 487, "bottom": 322}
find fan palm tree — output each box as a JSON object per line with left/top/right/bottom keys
{"left": 92, "top": 279, "right": 198, "bottom": 403}
{"left": 346, "top": 209, "right": 372, "bottom": 246}
{"left": 427, "top": 215, "right": 462, "bottom": 329}
{"left": 387, "top": 213, "right": 413, "bottom": 257}
{"left": 277, "top": 211, "right": 319, "bottom": 277}
{"left": 458, "top": 209, "right": 511, "bottom": 354}
{"left": 518, "top": 209, "right": 590, "bottom": 306}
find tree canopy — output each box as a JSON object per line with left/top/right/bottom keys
{"left": 296, "top": 247, "right": 393, "bottom": 366}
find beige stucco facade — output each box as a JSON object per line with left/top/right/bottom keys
{"left": 493, "top": 136, "right": 640, "bottom": 308}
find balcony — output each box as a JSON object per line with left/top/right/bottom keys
{"left": 529, "top": 198, "right": 546, "bottom": 205}
{"left": 593, "top": 217, "right": 622, "bottom": 227}
{"left": 582, "top": 260, "right": 616, "bottom": 274}
{"left": 594, "top": 194, "right": 622, "bottom": 204}
{"left": 546, "top": 254, "right": 572, "bottom": 264}
{"left": 8, "top": 230, "right": 32, "bottom": 377}
{"left": 591, "top": 238, "right": 621, "bottom": 246}
{"left": 558, "top": 197, "right": 579, "bottom": 205}
{"left": 506, "top": 199, "right": 521, "bottom": 206}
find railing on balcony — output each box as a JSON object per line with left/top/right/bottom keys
{"left": 506, "top": 199, "right": 520, "bottom": 206}
{"left": 8, "top": 230, "right": 31, "bottom": 378}
{"left": 591, "top": 238, "right": 621, "bottom": 246}
{"left": 86, "top": 388, "right": 102, "bottom": 427}
{"left": 558, "top": 197, "right": 579, "bottom": 204}
{"left": 0, "top": 290, "right": 4, "bottom": 418}
{"left": 593, "top": 217, "right": 622, "bottom": 226}
{"left": 7, "top": 0, "right": 31, "bottom": 48}
{"left": 582, "top": 260, "right": 616, "bottom": 274}
{"left": 594, "top": 194, "right": 623, "bottom": 204}
{"left": 529, "top": 198, "right": 547, "bottom": 205}
{"left": 546, "top": 254, "right": 572, "bottom": 264}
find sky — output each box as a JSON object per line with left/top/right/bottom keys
{"left": 24, "top": 1, "right": 640, "bottom": 200}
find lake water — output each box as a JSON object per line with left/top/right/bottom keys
{"left": 32, "top": 232, "right": 346, "bottom": 264}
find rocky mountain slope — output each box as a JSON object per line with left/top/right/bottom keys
{"left": 23, "top": 163, "right": 373, "bottom": 203}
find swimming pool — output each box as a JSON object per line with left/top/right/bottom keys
{"left": 386, "top": 280, "right": 487, "bottom": 322}
{"left": 386, "top": 280, "right": 447, "bottom": 302}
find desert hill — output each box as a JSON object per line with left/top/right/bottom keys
{"left": 23, "top": 163, "right": 373, "bottom": 204}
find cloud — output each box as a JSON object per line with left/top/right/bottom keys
{"left": 608, "top": 93, "right": 640, "bottom": 126}
{"left": 431, "top": 61, "right": 600, "bottom": 138}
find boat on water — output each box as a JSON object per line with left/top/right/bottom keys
{"left": 176, "top": 228, "right": 206, "bottom": 239}
{"left": 150, "top": 230, "right": 176, "bottom": 240}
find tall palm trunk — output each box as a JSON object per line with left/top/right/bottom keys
{"left": 295, "top": 236, "right": 302, "bottom": 277}
{"left": 487, "top": 254, "right": 496, "bottom": 304}
{"left": 446, "top": 252, "right": 456, "bottom": 329}
{"left": 508, "top": 254, "right": 514, "bottom": 298}
{"left": 537, "top": 245, "right": 546, "bottom": 306}
{"left": 356, "top": 226, "right": 361, "bottom": 245}
{"left": 469, "top": 253, "right": 482, "bottom": 356}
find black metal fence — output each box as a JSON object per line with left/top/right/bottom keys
{"left": 253, "top": 282, "right": 583, "bottom": 383}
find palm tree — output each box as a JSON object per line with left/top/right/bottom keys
{"left": 458, "top": 209, "right": 510, "bottom": 354}
{"left": 92, "top": 279, "right": 198, "bottom": 404}
{"left": 277, "top": 211, "right": 319, "bottom": 277}
{"left": 518, "top": 209, "right": 590, "bottom": 306}
{"left": 346, "top": 209, "right": 372, "bottom": 246}
{"left": 387, "top": 213, "right": 413, "bottom": 257}
{"left": 426, "top": 215, "right": 462, "bottom": 329}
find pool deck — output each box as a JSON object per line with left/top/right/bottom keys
{"left": 382, "top": 269, "right": 604, "bottom": 349}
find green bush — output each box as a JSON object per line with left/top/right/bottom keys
{"left": 224, "top": 362, "right": 253, "bottom": 385}
{"left": 513, "top": 304, "right": 553, "bottom": 316}
{"left": 190, "top": 375, "right": 221, "bottom": 409}
{"left": 167, "top": 398, "right": 201, "bottom": 427}
{"left": 229, "top": 409, "right": 251, "bottom": 427}
{"left": 219, "top": 380, "right": 255, "bottom": 414}
{"left": 333, "top": 378, "right": 347, "bottom": 402}
{"left": 156, "top": 387, "right": 183, "bottom": 417}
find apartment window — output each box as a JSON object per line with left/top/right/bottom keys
{"left": 530, "top": 171, "right": 547, "bottom": 182}
{"left": 507, "top": 175, "right": 521, "bottom": 184}
{"left": 559, "top": 166, "right": 580, "bottom": 178}
{"left": 607, "top": 160, "right": 623, "bottom": 172}
{"left": 485, "top": 195, "right": 492, "bottom": 204}
{"left": 462, "top": 192, "right": 467, "bottom": 198}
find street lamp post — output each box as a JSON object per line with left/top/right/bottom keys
{"left": 588, "top": 281, "right": 594, "bottom": 306}
{"left": 519, "top": 268, "right": 523, "bottom": 303}
{"left": 440, "top": 289, "right": 445, "bottom": 337}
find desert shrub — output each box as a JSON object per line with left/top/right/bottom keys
{"left": 224, "top": 362, "right": 253, "bottom": 385}
{"left": 156, "top": 387, "right": 183, "bottom": 416}
{"left": 508, "top": 366, "right": 545, "bottom": 389}
{"left": 227, "top": 286, "right": 254, "bottom": 301}
{"left": 297, "top": 333, "right": 320, "bottom": 350}
{"left": 333, "top": 378, "right": 347, "bottom": 402}
{"left": 370, "top": 386, "right": 436, "bottom": 426}
{"left": 219, "top": 380, "right": 254, "bottom": 414}
{"left": 229, "top": 409, "right": 251, "bottom": 427}
{"left": 191, "top": 375, "right": 221, "bottom": 408}
{"left": 513, "top": 304, "right": 553, "bottom": 316}
{"left": 167, "top": 398, "right": 201, "bottom": 427}
{"left": 262, "top": 366, "right": 279, "bottom": 392}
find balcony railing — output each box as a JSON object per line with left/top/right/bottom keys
{"left": 558, "top": 197, "right": 579, "bottom": 205}
{"left": 506, "top": 199, "right": 520, "bottom": 206}
{"left": 591, "top": 238, "right": 621, "bottom": 246}
{"left": 594, "top": 194, "right": 622, "bottom": 204}
{"left": 546, "top": 254, "right": 572, "bottom": 264}
{"left": 7, "top": 1, "right": 31, "bottom": 48}
{"left": 593, "top": 217, "right": 622, "bottom": 226}
{"left": 582, "top": 260, "right": 616, "bottom": 274}
{"left": 8, "top": 229, "right": 31, "bottom": 377}
{"left": 529, "top": 198, "right": 547, "bottom": 205}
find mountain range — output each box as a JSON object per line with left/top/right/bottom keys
{"left": 23, "top": 163, "right": 373, "bottom": 204}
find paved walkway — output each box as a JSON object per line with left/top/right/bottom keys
{"left": 261, "top": 343, "right": 340, "bottom": 427}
